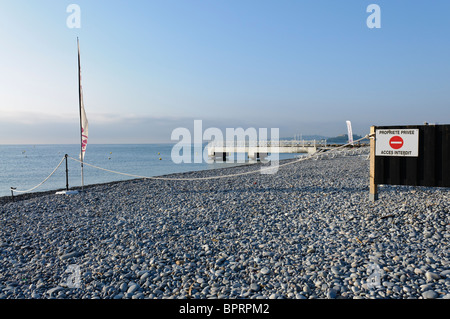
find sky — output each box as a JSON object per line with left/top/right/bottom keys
{"left": 0, "top": 0, "right": 449, "bottom": 144}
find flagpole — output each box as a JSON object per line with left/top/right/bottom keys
{"left": 77, "top": 37, "right": 84, "bottom": 191}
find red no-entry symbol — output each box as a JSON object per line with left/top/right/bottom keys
{"left": 389, "top": 136, "right": 404, "bottom": 149}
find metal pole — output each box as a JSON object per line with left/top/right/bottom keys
{"left": 77, "top": 37, "right": 84, "bottom": 192}
{"left": 65, "top": 154, "right": 69, "bottom": 191}
{"left": 10, "top": 187, "right": 15, "bottom": 202}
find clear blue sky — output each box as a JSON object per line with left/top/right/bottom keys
{"left": 1, "top": 0, "right": 449, "bottom": 143}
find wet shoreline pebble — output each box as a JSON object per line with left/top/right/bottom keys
{"left": 0, "top": 148, "right": 449, "bottom": 299}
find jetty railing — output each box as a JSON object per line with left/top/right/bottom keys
{"left": 208, "top": 139, "right": 328, "bottom": 148}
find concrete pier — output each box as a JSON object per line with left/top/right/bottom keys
{"left": 207, "top": 140, "right": 327, "bottom": 161}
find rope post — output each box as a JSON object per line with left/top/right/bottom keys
{"left": 65, "top": 154, "right": 69, "bottom": 191}
{"left": 10, "top": 187, "right": 16, "bottom": 202}
{"left": 369, "top": 126, "right": 378, "bottom": 202}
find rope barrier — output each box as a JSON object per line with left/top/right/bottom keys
{"left": 67, "top": 135, "right": 370, "bottom": 182}
{"left": 9, "top": 135, "right": 369, "bottom": 196}
{"left": 10, "top": 156, "right": 66, "bottom": 194}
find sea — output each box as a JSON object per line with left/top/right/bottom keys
{"left": 0, "top": 144, "right": 299, "bottom": 198}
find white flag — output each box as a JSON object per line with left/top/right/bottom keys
{"left": 346, "top": 120, "right": 353, "bottom": 145}
{"left": 80, "top": 88, "right": 88, "bottom": 161}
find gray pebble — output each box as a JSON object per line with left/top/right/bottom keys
{"left": 327, "top": 289, "right": 337, "bottom": 299}
{"left": 119, "top": 282, "right": 127, "bottom": 292}
{"left": 127, "top": 284, "right": 139, "bottom": 294}
{"left": 330, "top": 266, "right": 341, "bottom": 275}
{"left": 250, "top": 283, "right": 260, "bottom": 292}
{"left": 260, "top": 267, "right": 270, "bottom": 275}
{"left": 422, "top": 290, "right": 438, "bottom": 299}
{"left": 60, "top": 251, "right": 83, "bottom": 260}
{"left": 425, "top": 271, "right": 441, "bottom": 282}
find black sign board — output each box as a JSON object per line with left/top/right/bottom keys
{"left": 374, "top": 124, "right": 450, "bottom": 188}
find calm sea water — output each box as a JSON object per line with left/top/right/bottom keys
{"left": 0, "top": 144, "right": 298, "bottom": 198}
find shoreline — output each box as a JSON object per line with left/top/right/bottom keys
{"left": 1, "top": 157, "right": 297, "bottom": 205}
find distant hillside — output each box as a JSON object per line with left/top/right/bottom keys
{"left": 282, "top": 135, "right": 327, "bottom": 140}
{"left": 326, "top": 134, "right": 366, "bottom": 143}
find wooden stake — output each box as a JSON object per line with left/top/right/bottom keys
{"left": 369, "top": 126, "right": 378, "bottom": 201}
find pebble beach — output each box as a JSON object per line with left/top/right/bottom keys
{"left": 0, "top": 148, "right": 449, "bottom": 300}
